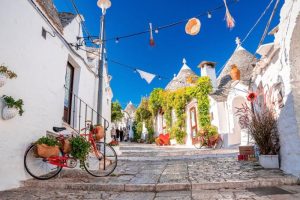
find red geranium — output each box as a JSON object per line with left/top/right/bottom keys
{"left": 247, "top": 92, "right": 257, "bottom": 102}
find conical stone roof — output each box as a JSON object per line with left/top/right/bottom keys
{"left": 210, "top": 45, "right": 256, "bottom": 102}
{"left": 165, "top": 59, "right": 198, "bottom": 91}
{"left": 124, "top": 101, "right": 136, "bottom": 116}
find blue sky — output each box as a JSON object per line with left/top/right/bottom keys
{"left": 54, "top": 0, "right": 282, "bottom": 108}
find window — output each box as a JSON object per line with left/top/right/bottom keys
{"left": 190, "top": 107, "right": 197, "bottom": 137}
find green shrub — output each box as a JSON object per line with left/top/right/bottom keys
{"left": 36, "top": 136, "right": 60, "bottom": 147}
{"left": 132, "top": 121, "right": 142, "bottom": 141}
{"left": 69, "top": 136, "right": 91, "bottom": 162}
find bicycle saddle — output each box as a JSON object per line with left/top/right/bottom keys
{"left": 53, "top": 127, "right": 66, "bottom": 132}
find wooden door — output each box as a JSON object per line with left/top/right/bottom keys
{"left": 63, "top": 63, "right": 74, "bottom": 124}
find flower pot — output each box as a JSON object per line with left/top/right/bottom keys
{"left": 63, "top": 139, "right": 71, "bottom": 153}
{"left": 0, "top": 73, "right": 7, "bottom": 87}
{"left": 2, "top": 106, "right": 18, "bottom": 120}
{"left": 259, "top": 155, "right": 279, "bottom": 168}
{"left": 230, "top": 64, "right": 240, "bottom": 81}
{"left": 209, "top": 135, "right": 219, "bottom": 145}
{"left": 94, "top": 126, "right": 104, "bottom": 141}
{"left": 36, "top": 144, "right": 60, "bottom": 158}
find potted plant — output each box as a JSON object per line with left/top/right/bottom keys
{"left": 0, "top": 65, "right": 17, "bottom": 87}
{"left": 36, "top": 136, "right": 60, "bottom": 158}
{"left": 69, "top": 136, "right": 91, "bottom": 168}
{"left": 92, "top": 124, "right": 105, "bottom": 141}
{"left": 2, "top": 95, "right": 24, "bottom": 120}
{"left": 248, "top": 108, "right": 280, "bottom": 168}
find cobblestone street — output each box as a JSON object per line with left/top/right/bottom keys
{"left": 22, "top": 157, "right": 298, "bottom": 191}
{"left": 1, "top": 185, "right": 300, "bottom": 200}
{"left": 1, "top": 144, "right": 299, "bottom": 199}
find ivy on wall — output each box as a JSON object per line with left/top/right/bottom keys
{"left": 133, "top": 98, "right": 155, "bottom": 143}
{"left": 148, "top": 76, "right": 213, "bottom": 143}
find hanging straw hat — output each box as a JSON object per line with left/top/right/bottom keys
{"left": 185, "top": 18, "right": 201, "bottom": 36}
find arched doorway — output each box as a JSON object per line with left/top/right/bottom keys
{"left": 230, "top": 96, "right": 248, "bottom": 146}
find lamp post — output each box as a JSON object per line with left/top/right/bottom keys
{"left": 96, "top": 0, "right": 111, "bottom": 124}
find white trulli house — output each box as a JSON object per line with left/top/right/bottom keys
{"left": 249, "top": 0, "right": 300, "bottom": 177}
{"left": 0, "top": 0, "right": 113, "bottom": 190}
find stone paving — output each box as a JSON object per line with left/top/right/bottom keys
{"left": 118, "top": 143, "right": 239, "bottom": 161}
{"left": 23, "top": 157, "right": 298, "bottom": 191}
{"left": 1, "top": 185, "right": 300, "bottom": 199}
{"left": 2, "top": 143, "right": 300, "bottom": 199}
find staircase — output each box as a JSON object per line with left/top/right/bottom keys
{"left": 118, "top": 143, "right": 239, "bottom": 161}
{"left": 64, "top": 88, "right": 109, "bottom": 142}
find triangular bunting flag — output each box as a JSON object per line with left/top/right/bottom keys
{"left": 136, "top": 69, "right": 156, "bottom": 84}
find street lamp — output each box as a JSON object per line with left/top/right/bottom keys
{"left": 96, "top": 0, "right": 111, "bottom": 124}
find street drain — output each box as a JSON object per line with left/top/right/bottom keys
{"left": 247, "top": 187, "right": 294, "bottom": 196}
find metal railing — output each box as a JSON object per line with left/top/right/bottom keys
{"left": 64, "top": 87, "right": 109, "bottom": 143}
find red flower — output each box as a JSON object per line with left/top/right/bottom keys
{"left": 247, "top": 92, "right": 257, "bottom": 102}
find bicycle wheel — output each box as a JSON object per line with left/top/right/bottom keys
{"left": 84, "top": 142, "right": 117, "bottom": 177}
{"left": 24, "top": 144, "right": 63, "bottom": 180}
{"left": 194, "top": 137, "right": 205, "bottom": 149}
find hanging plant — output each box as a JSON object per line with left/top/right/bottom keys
{"left": 2, "top": 95, "right": 24, "bottom": 120}
{"left": 0, "top": 65, "right": 17, "bottom": 87}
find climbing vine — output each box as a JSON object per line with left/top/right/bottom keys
{"left": 148, "top": 76, "right": 213, "bottom": 143}
{"left": 133, "top": 98, "right": 155, "bottom": 143}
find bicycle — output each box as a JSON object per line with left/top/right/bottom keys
{"left": 193, "top": 133, "right": 223, "bottom": 150}
{"left": 24, "top": 122, "right": 117, "bottom": 180}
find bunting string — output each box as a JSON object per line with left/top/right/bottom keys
{"left": 79, "top": 0, "right": 239, "bottom": 44}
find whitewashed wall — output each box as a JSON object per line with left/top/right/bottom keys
{"left": 0, "top": 0, "right": 112, "bottom": 190}
{"left": 253, "top": 0, "right": 300, "bottom": 177}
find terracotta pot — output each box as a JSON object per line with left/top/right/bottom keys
{"left": 2, "top": 106, "right": 18, "bottom": 120}
{"left": 209, "top": 135, "right": 219, "bottom": 145}
{"left": 63, "top": 139, "right": 71, "bottom": 153}
{"left": 0, "top": 73, "right": 7, "bottom": 87}
{"left": 185, "top": 18, "right": 201, "bottom": 36}
{"left": 36, "top": 144, "right": 60, "bottom": 158}
{"left": 230, "top": 64, "right": 240, "bottom": 80}
{"left": 94, "top": 126, "right": 104, "bottom": 141}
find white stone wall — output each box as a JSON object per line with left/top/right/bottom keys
{"left": 0, "top": 0, "right": 112, "bottom": 190}
{"left": 253, "top": 0, "right": 300, "bottom": 177}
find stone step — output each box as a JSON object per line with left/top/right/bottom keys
{"left": 119, "top": 148, "right": 239, "bottom": 158}
{"left": 23, "top": 176, "right": 299, "bottom": 192}
{"left": 22, "top": 157, "right": 300, "bottom": 193}
{"left": 118, "top": 153, "right": 238, "bottom": 161}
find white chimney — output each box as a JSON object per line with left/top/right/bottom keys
{"left": 198, "top": 61, "right": 217, "bottom": 91}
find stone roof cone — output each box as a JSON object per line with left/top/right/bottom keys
{"left": 125, "top": 101, "right": 136, "bottom": 116}
{"left": 165, "top": 58, "right": 198, "bottom": 91}
{"left": 210, "top": 38, "right": 256, "bottom": 101}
